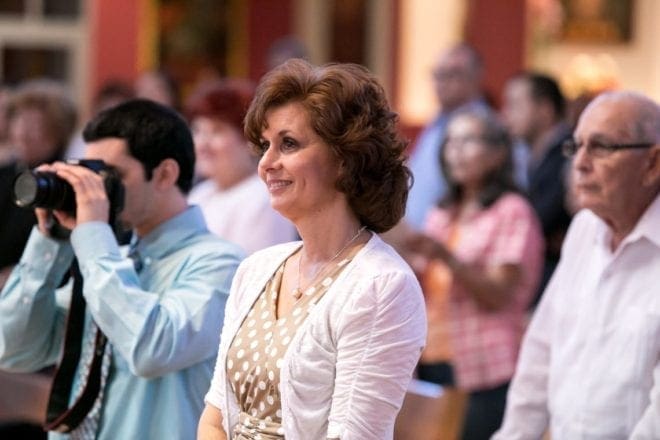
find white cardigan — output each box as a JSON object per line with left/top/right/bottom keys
{"left": 205, "top": 233, "right": 427, "bottom": 439}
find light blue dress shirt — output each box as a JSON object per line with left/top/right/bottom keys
{"left": 0, "top": 206, "right": 243, "bottom": 439}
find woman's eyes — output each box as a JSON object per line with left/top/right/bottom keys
{"left": 257, "top": 137, "right": 299, "bottom": 155}
{"left": 281, "top": 137, "right": 298, "bottom": 151}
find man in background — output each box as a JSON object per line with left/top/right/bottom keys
{"left": 405, "top": 43, "right": 489, "bottom": 229}
{"left": 502, "top": 72, "right": 573, "bottom": 303}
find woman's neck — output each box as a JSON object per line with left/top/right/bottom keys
{"left": 460, "top": 183, "right": 481, "bottom": 203}
{"left": 296, "top": 210, "right": 365, "bottom": 264}
{"left": 453, "top": 189, "right": 482, "bottom": 222}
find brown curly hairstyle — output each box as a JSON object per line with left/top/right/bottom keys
{"left": 244, "top": 59, "right": 411, "bottom": 233}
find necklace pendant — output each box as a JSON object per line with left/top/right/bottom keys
{"left": 292, "top": 287, "right": 303, "bottom": 300}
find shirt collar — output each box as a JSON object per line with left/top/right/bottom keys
{"left": 131, "top": 205, "right": 209, "bottom": 259}
{"left": 624, "top": 193, "right": 660, "bottom": 249}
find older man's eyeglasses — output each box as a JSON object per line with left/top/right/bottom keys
{"left": 562, "top": 138, "right": 656, "bottom": 158}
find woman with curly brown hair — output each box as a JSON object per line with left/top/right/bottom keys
{"left": 198, "top": 59, "right": 427, "bottom": 440}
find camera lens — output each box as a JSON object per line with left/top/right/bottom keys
{"left": 12, "top": 170, "right": 76, "bottom": 212}
{"left": 13, "top": 171, "right": 39, "bottom": 207}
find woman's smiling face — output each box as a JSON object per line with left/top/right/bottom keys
{"left": 256, "top": 101, "right": 344, "bottom": 222}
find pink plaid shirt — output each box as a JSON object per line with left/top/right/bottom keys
{"left": 423, "top": 192, "right": 544, "bottom": 391}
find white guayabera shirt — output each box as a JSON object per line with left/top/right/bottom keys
{"left": 495, "top": 195, "right": 660, "bottom": 440}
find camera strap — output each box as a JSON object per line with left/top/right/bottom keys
{"left": 44, "top": 259, "right": 108, "bottom": 433}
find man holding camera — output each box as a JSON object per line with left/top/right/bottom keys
{"left": 0, "top": 99, "right": 243, "bottom": 439}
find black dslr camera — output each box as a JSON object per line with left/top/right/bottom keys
{"left": 12, "top": 159, "right": 125, "bottom": 238}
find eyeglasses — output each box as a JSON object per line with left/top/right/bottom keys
{"left": 562, "top": 138, "right": 656, "bottom": 158}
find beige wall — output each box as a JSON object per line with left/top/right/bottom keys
{"left": 396, "top": 0, "right": 467, "bottom": 125}
{"left": 0, "top": 6, "right": 89, "bottom": 111}
{"left": 529, "top": 0, "right": 660, "bottom": 101}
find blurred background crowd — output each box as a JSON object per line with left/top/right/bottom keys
{"left": 0, "top": 0, "right": 658, "bottom": 438}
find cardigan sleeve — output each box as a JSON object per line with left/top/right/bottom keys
{"left": 205, "top": 258, "right": 248, "bottom": 432}
{"left": 326, "top": 269, "right": 426, "bottom": 439}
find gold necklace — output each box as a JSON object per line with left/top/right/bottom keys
{"left": 291, "top": 225, "right": 367, "bottom": 300}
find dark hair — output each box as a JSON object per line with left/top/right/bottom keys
{"left": 245, "top": 59, "right": 411, "bottom": 233}
{"left": 439, "top": 109, "right": 518, "bottom": 209}
{"left": 185, "top": 79, "right": 255, "bottom": 132}
{"left": 82, "top": 99, "right": 195, "bottom": 193}
{"left": 515, "top": 72, "right": 566, "bottom": 119}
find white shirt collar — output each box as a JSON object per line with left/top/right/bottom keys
{"left": 621, "top": 193, "right": 660, "bottom": 249}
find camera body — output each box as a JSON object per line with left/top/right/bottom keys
{"left": 12, "top": 159, "right": 125, "bottom": 236}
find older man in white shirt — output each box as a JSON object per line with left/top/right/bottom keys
{"left": 494, "top": 91, "right": 660, "bottom": 439}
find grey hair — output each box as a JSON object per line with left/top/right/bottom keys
{"left": 586, "top": 91, "right": 660, "bottom": 143}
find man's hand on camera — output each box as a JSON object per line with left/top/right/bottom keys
{"left": 32, "top": 164, "right": 59, "bottom": 236}
{"left": 35, "top": 207, "right": 56, "bottom": 236}
{"left": 49, "top": 162, "right": 111, "bottom": 229}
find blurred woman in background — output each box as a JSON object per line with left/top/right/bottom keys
{"left": 406, "top": 109, "right": 544, "bottom": 440}
{"left": 0, "top": 79, "right": 77, "bottom": 288}
{"left": 186, "top": 79, "right": 297, "bottom": 255}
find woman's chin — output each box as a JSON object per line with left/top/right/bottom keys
{"left": 269, "top": 199, "right": 293, "bottom": 219}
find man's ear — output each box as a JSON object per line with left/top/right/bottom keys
{"left": 642, "top": 145, "right": 660, "bottom": 187}
{"left": 153, "top": 158, "right": 180, "bottom": 189}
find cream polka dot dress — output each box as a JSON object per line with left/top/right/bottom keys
{"left": 226, "top": 249, "right": 355, "bottom": 439}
